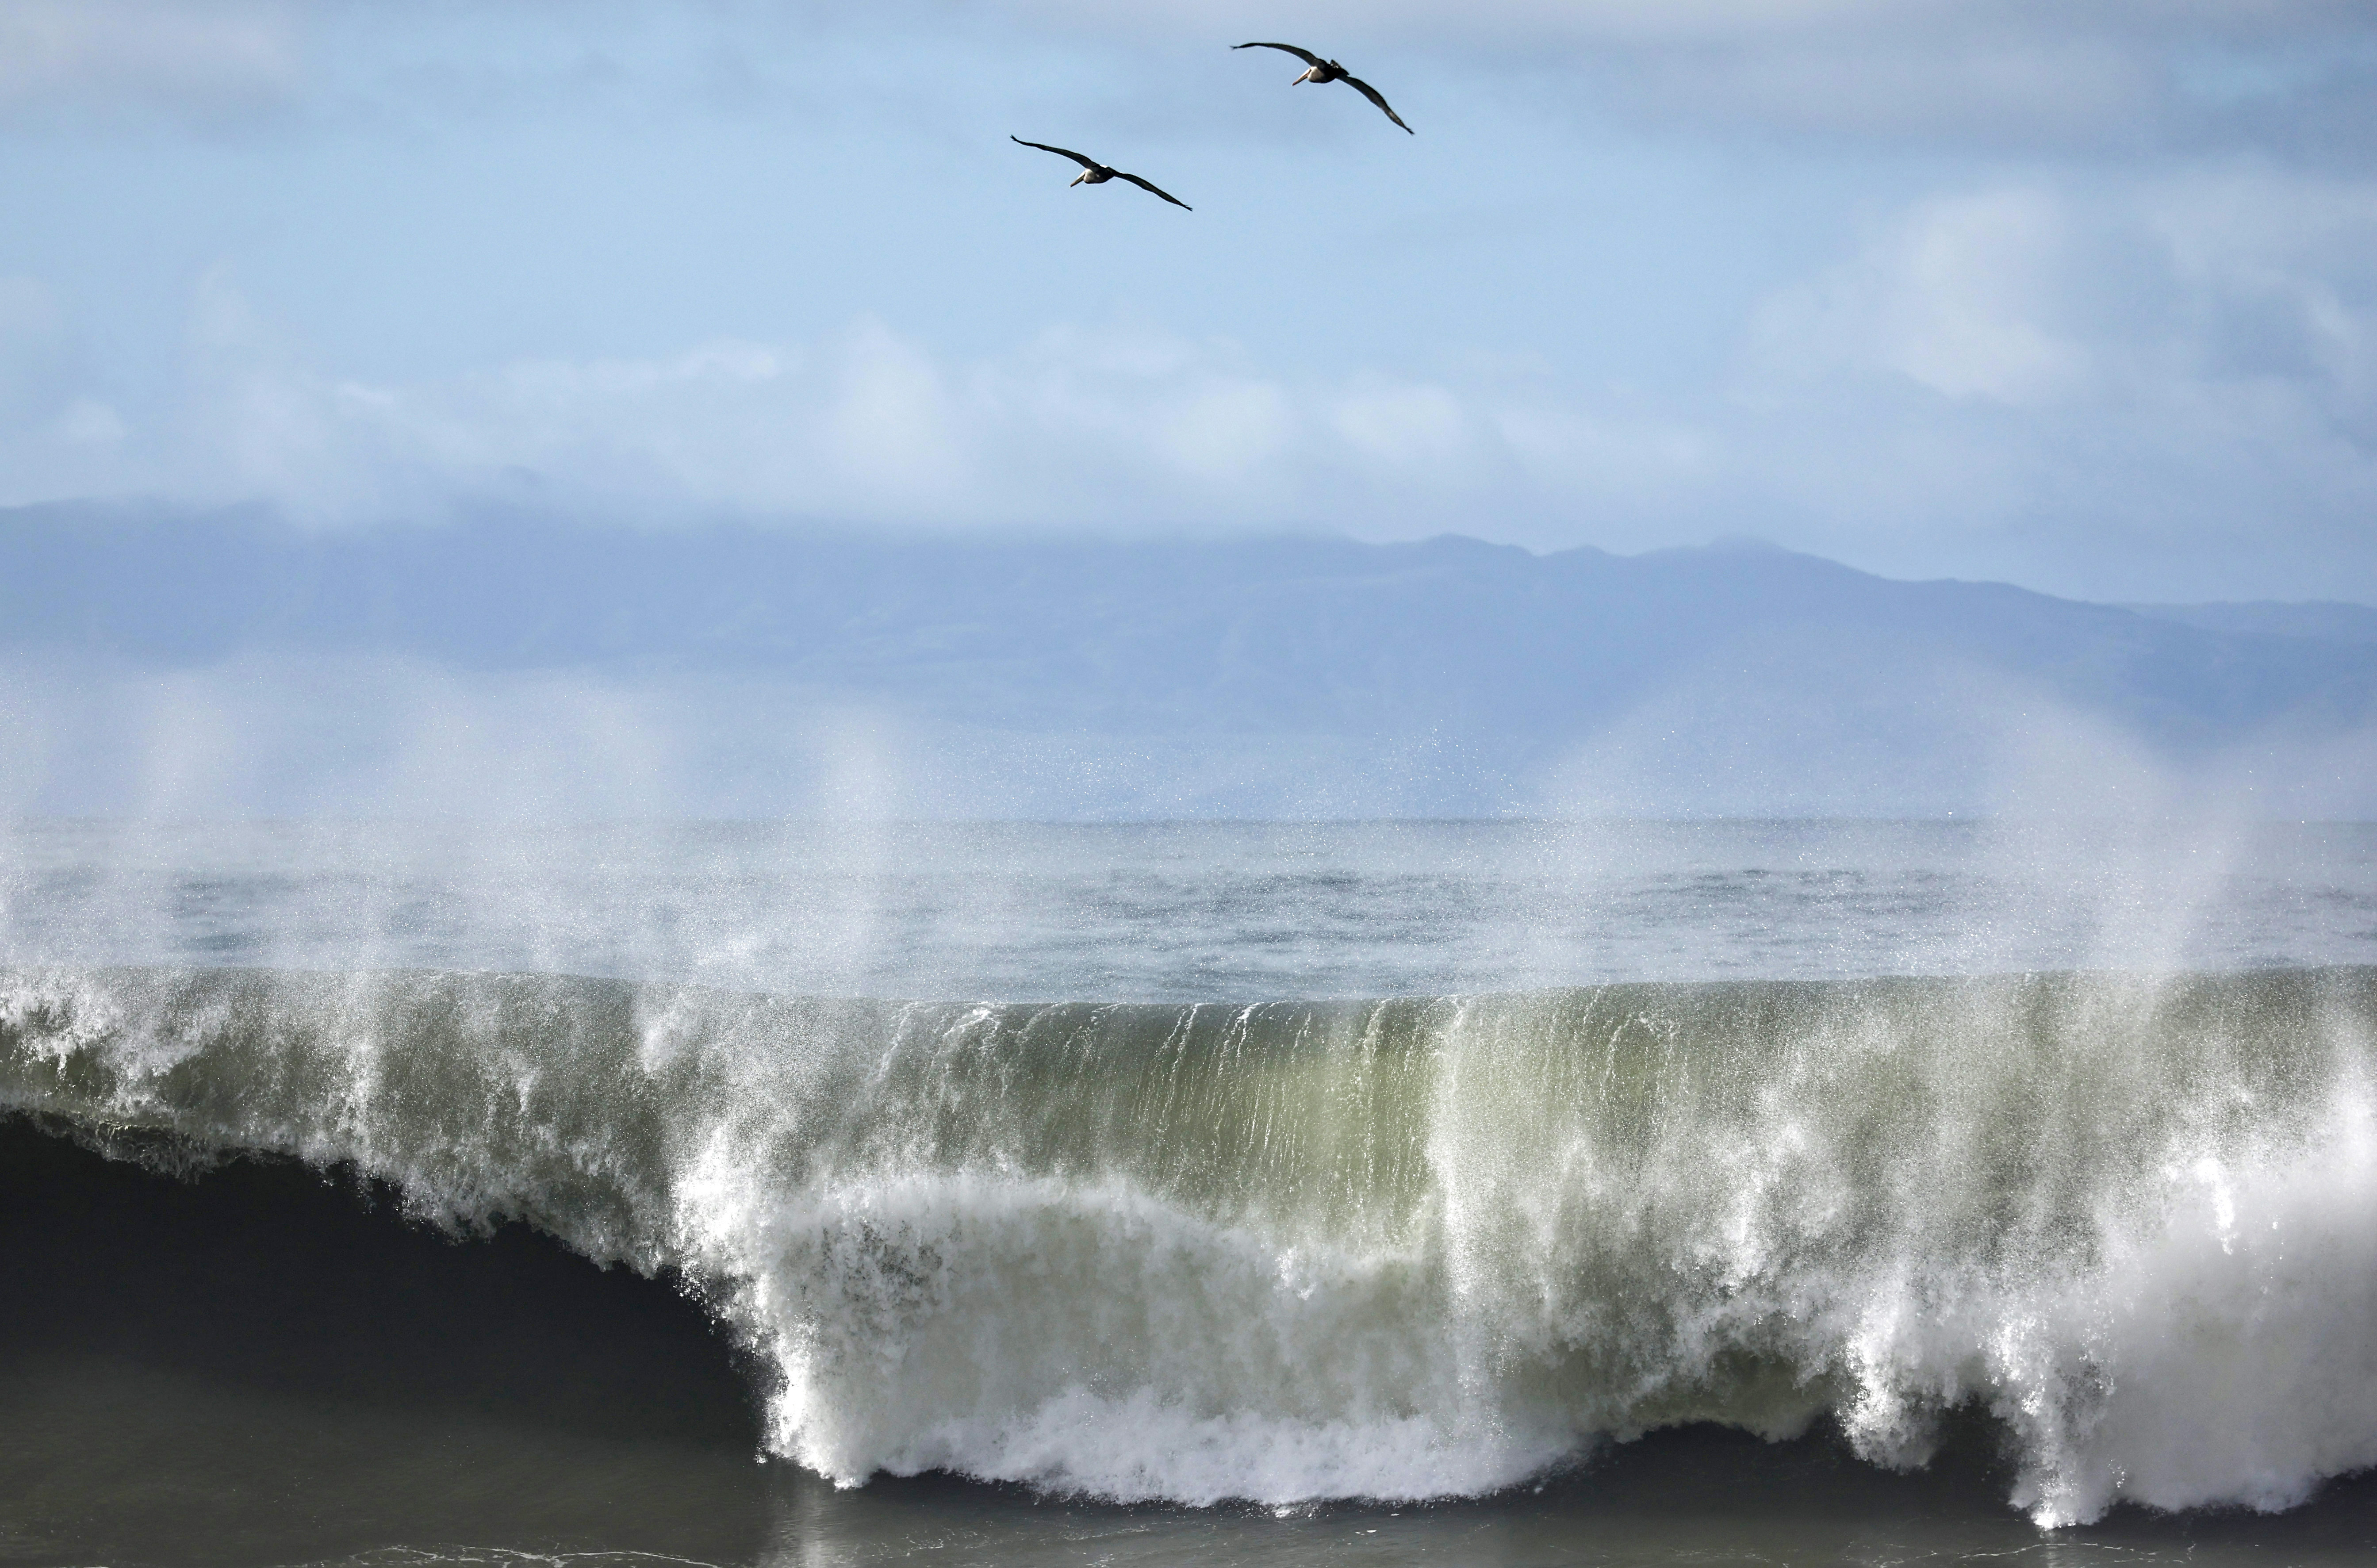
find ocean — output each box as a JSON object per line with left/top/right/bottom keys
{"left": 6, "top": 817, "right": 2377, "bottom": 1565}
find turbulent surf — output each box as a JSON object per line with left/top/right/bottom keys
{"left": 7, "top": 962, "right": 2377, "bottom": 1527}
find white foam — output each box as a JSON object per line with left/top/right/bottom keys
{"left": 11, "top": 963, "right": 2377, "bottom": 1525}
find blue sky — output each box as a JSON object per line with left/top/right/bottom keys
{"left": 3, "top": 0, "right": 2374, "bottom": 602}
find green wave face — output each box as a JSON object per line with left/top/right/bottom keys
{"left": 7, "top": 965, "right": 2377, "bottom": 1524}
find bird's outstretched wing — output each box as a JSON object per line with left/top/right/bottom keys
{"left": 1233, "top": 41, "right": 1323, "bottom": 67}
{"left": 1115, "top": 171, "right": 1192, "bottom": 210}
{"left": 1342, "top": 74, "right": 1413, "bottom": 133}
{"left": 1011, "top": 135, "right": 1101, "bottom": 171}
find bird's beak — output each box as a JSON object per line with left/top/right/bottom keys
{"left": 1070, "top": 171, "right": 1088, "bottom": 186}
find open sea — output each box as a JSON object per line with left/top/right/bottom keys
{"left": 7, "top": 817, "right": 2377, "bottom": 1566}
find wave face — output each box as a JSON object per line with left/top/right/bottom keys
{"left": 7, "top": 963, "right": 2377, "bottom": 1525}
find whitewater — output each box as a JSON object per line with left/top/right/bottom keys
{"left": 9, "top": 956, "right": 2377, "bottom": 1528}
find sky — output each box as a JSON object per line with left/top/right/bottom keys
{"left": 2, "top": 0, "right": 2374, "bottom": 603}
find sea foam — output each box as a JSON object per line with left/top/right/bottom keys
{"left": 6, "top": 964, "right": 2375, "bottom": 1526}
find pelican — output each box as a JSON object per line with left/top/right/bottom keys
{"left": 1010, "top": 137, "right": 1192, "bottom": 210}
{"left": 1232, "top": 42, "right": 1412, "bottom": 134}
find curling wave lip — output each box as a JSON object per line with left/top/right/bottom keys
{"left": 8, "top": 962, "right": 2377, "bottom": 1526}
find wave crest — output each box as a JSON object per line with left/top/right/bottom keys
{"left": 6, "top": 964, "right": 2376, "bottom": 1524}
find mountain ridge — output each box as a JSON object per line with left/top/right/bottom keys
{"left": 2, "top": 502, "right": 2370, "bottom": 817}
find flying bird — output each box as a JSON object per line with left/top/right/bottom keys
{"left": 1010, "top": 137, "right": 1192, "bottom": 210}
{"left": 1232, "top": 42, "right": 1412, "bottom": 134}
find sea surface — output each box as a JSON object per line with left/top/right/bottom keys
{"left": 6, "top": 817, "right": 2377, "bottom": 1566}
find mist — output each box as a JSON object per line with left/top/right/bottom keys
{"left": 2, "top": 506, "right": 2371, "bottom": 824}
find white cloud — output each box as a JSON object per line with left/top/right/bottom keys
{"left": 1733, "top": 166, "right": 2377, "bottom": 594}
{"left": 0, "top": 275, "right": 142, "bottom": 497}
{"left": 1495, "top": 404, "right": 1720, "bottom": 510}
{"left": 1153, "top": 379, "right": 1296, "bottom": 482}
{"left": 0, "top": 0, "right": 299, "bottom": 123}
{"left": 824, "top": 321, "right": 970, "bottom": 508}
{"left": 0, "top": 274, "right": 70, "bottom": 417}
{"left": 1330, "top": 382, "right": 1470, "bottom": 471}
{"left": 8, "top": 152, "right": 2375, "bottom": 603}
{"left": 987, "top": 0, "right": 2377, "bottom": 155}
{"left": 13, "top": 1, "right": 2357, "bottom": 155}
{"left": 1752, "top": 188, "right": 2094, "bottom": 404}
{"left": 52, "top": 397, "right": 125, "bottom": 446}
{"left": 1749, "top": 166, "right": 2377, "bottom": 424}
{"left": 103, "top": 283, "right": 1725, "bottom": 536}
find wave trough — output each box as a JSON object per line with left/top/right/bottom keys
{"left": 7, "top": 963, "right": 2376, "bottom": 1526}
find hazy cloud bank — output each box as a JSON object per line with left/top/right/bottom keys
{"left": 3, "top": 516, "right": 2371, "bottom": 820}
{"left": 4, "top": 150, "right": 2370, "bottom": 602}
{"left": 11, "top": 1, "right": 2371, "bottom": 159}
{"left": 0, "top": 0, "right": 298, "bottom": 125}
{"left": 989, "top": 0, "right": 2377, "bottom": 158}
{"left": 3, "top": 2, "right": 2372, "bottom": 604}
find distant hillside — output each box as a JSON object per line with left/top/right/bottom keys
{"left": 2123, "top": 601, "right": 2377, "bottom": 646}
{"left": 1, "top": 502, "right": 2371, "bottom": 817}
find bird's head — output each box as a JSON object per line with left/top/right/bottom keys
{"left": 1070, "top": 170, "right": 1089, "bottom": 186}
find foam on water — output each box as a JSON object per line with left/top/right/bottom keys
{"left": 7, "top": 963, "right": 2377, "bottom": 1526}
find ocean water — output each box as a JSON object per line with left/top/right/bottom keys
{"left": 6, "top": 817, "right": 2377, "bottom": 1566}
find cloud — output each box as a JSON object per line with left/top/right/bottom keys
{"left": 1752, "top": 187, "right": 2098, "bottom": 405}
{"left": 987, "top": 0, "right": 2377, "bottom": 159}
{"left": 0, "top": 0, "right": 300, "bottom": 125}
{"left": 7, "top": 138, "right": 2374, "bottom": 603}
{"left": 14, "top": 2, "right": 2360, "bottom": 158}
{"left": 1736, "top": 166, "right": 2377, "bottom": 593}
{"left": 0, "top": 276, "right": 70, "bottom": 416}
{"left": 133, "top": 281, "right": 1716, "bottom": 534}
{"left": 0, "top": 275, "right": 136, "bottom": 497}
{"left": 1330, "top": 381, "right": 1471, "bottom": 471}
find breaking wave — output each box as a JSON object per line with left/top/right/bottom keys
{"left": 7, "top": 962, "right": 2377, "bottom": 1526}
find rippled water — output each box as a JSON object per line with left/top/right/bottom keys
{"left": 5, "top": 817, "right": 2373, "bottom": 998}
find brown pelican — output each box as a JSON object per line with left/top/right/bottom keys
{"left": 1010, "top": 137, "right": 1192, "bottom": 210}
{"left": 1232, "top": 42, "right": 1412, "bottom": 134}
